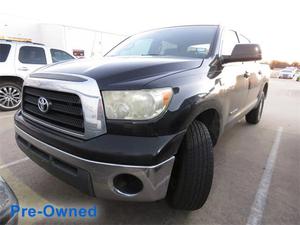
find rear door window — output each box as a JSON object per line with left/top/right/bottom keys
{"left": 18, "top": 46, "right": 47, "bottom": 64}
{"left": 0, "top": 44, "right": 11, "bottom": 62}
{"left": 50, "top": 49, "right": 74, "bottom": 63}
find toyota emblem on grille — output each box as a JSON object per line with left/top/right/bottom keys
{"left": 38, "top": 97, "right": 50, "bottom": 113}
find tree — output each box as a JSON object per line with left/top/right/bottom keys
{"left": 291, "top": 62, "right": 300, "bottom": 68}
{"left": 269, "top": 60, "right": 290, "bottom": 69}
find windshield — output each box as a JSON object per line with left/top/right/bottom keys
{"left": 106, "top": 26, "right": 218, "bottom": 59}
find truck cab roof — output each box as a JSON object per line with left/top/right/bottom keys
{"left": 0, "top": 39, "right": 45, "bottom": 47}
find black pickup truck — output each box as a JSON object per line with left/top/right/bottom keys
{"left": 15, "top": 25, "right": 269, "bottom": 210}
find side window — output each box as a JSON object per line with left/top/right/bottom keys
{"left": 160, "top": 41, "right": 178, "bottom": 55}
{"left": 0, "top": 44, "right": 11, "bottom": 62}
{"left": 19, "top": 46, "right": 47, "bottom": 64}
{"left": 238, "top": 34, "right": 251, "bottom": 44}
{"left": 118, "top": 39, "right": 153, "bottom": 56}
{"left": 50, "top": 49, "right": 74, "bottom": 63}
{"left": 221, "top": 30, "right": 239, "bottom": 56}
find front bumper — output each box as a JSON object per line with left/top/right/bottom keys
{"left": 15, "top": 126, "right": 175, "bottom": 201}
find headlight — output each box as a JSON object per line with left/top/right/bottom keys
{"left": 102, "top": 88, "right": 173, "bottom": 120}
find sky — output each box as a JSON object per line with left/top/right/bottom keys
{"left": 0, "top": 0, "right": 299, "bottom": 62}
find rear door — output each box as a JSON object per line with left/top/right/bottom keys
{"left": 219, "top": 30, "right": 249, "bottom": 124}
{"left": 15, "top": 45, "right": 48, "bottom": 78}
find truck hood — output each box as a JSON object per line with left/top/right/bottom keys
{"left": 36, "top": 57, "right": 203, "bottom": 90}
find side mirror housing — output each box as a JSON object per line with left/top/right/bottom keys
{"left": 222, "top": 44, "right": 262, "bottom": 64}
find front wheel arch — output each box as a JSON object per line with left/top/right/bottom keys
{"left": 184, "top": 99, "right": 223, "bottom": 146}
{"left": 0, "top": 76, "right": 24, "bottom": 86}
{"left": 195, "top": 108, "right": 221, "bottom": 146}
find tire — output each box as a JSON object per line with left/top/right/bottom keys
{"left": 167, "top": 120, "right": 214, "bottom": 210}
{"left": 0, "top": 81, "right": 22, "bottom": 111}
{"left": 245, "top": 92, "right": 265, "bottom": 124}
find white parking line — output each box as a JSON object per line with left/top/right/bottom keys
{"left": 246, "top": 127, "right": 283, "bottom": 225}
{"left": 0, "top": 157, "right": 29, "bottom": 170}
{"left": 0, "top": 114, "right": 14, "bottom": 119}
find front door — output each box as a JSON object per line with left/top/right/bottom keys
{"left": 220, "top": 29, "right": 249, "bottom": 124}
{"left": 219, "top": 62, "right": 249, "bottom": 124}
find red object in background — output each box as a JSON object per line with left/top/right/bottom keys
{"left": 73, "top": 49, "right": 84, "bottom": 58}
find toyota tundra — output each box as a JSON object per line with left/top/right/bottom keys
{"left": 14, "top": 25, "right": 269, "bottom": 210}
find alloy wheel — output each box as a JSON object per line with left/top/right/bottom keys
{"left": 0, "top": 86, "right": 21, "bottom": 110}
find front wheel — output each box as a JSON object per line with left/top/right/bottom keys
{"left": 245, "top": 92, "right": 265, "bottom": 124}
{"left": 0, "top": 82, "right": 22, "bottom": 111}
{"left": 167, "top": 120, "right": 214, "bottom": 210}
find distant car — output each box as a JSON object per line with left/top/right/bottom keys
{"left": 0, "top": 39, "right": 75, "bottom": 111}
{"left": 279, "top": 67, "right": 297, "bottom": 79}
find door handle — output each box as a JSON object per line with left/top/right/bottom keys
{"left": 258, "top": 70, "right": 262, "bottom": 75}
{"left": 244, "top": 71, "right": 250, "bottom": 78}
{"left": 18, "top": 67, "right": 29, "bottom": 71}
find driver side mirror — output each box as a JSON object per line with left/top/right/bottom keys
{"left": 221, "top": 44, "right": 262, "bottom": 64}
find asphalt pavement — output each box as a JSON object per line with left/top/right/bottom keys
{"left": 0, "top": 78, "right": 299, "bottom": 225}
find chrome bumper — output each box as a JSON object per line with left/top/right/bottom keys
{"left": 15, "top": 126, "right": 175, "bottom": 201}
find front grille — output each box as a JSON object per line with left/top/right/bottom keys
{"left": 22, "top": 86, "right": 84, "bottom": 134}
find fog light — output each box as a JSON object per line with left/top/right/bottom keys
{"left": 113, "top": 174, "right": 143, "bottom": 195}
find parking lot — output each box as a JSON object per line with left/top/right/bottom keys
{"left": 0, "top": 78, "right": 299, "bottom": 225}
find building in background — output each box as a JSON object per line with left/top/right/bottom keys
{"left": 0, "top": 14, "right": 126, "bottom": 58}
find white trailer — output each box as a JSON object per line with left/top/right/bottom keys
{"left": 38, "top": 24, "right": 126, "bottom": 58}
{"left": 0, "top": 15, "right": 126, "bottom": 58}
